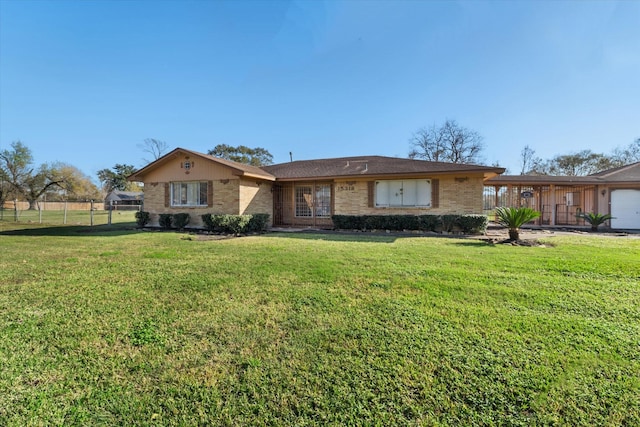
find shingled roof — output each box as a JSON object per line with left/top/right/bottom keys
{"left": 486, "top": 161, "right": 640, "bottom": 185}
{"left": 589, "top": 161, "right": 640, "bottom": 181}
{"left": 261, "top": 156, "right": 505, "bottom": 180}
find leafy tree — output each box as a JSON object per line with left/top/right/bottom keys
{"left": 409, "top": 119, "right": 484, "bottom": 164}
{"left": 97, "top": 164, "right": 140, "bottom": 193}
{"left": 46, "top": 163, "right": 102, "bottom": 201}
{"left": 208, "top": 144, "right": 274, "bottom": 166}
{"left": 138, "top": 138, "right": 169, "bottom": 163}
{"left": 494, "top": 207, "right": 541, "bottom": 241}
{"left": 0, "top": 165, "right": 12, "bottom": 210}
{"left": 529, "top": 150, "right": 614, "bottom": 176}
{"left": 0, "top": 141, "right": 65, "bottom": 209}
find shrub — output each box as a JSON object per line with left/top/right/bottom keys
{"left": 201, "top": 214, "right": 216, "bottom": 232}
{"left": 456, "top": 214, "right": 488, "bottom": 234}
{"left": 333, "top": 215, "right": 427, "bottom": 231}
{"left": 399, "top": 215, "right": 421, "bottom": 230}
{"left": 418, "top": 215, "right": 441, "bottom": 232}
{"left": 172, "top": 213, "right": 190, "bottom": 230}
{"left": 364, "top": 215, "right": 387, "bottom": 230}
{"left": 221, "top": 214, "right": 251, "bottom": 235}
{"left": 134, "top": 211, "right": 150, "bottom": 228}
{"left": 247, "top": 213, "right": 270, "bottom": 232}
{"left": 202, "top": 214, "right": 257, "bottom": 235}
{"left": 159, "top": 214, "right": 173, "bottom": 229}
{"left": 440, "top": 214, "right": 460, "bottom": 232}
{"left": 332, "top": 215, "right": 365, "bottom": 230}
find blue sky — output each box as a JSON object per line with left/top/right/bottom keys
{"left": 1, "top": 0, "right": 638, "bottom": 181}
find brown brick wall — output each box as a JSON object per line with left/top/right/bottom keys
{"left": 239, "top": 179, "right": 273, "bottom": 218}
{"left": 143, "top": 178, "right": 275, "bottom": 228}
{"left": 333, "top": 176, "right": 484, "bottom": 216}
{"left": 143, "top": 179, "right": 240, "bottom": 228}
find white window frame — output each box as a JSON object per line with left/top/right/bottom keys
{"left": 375, "top": 179, "right": 431, "bottom": 208}
{"left": 170, "top": 181, "right": 208, "bottom": 207}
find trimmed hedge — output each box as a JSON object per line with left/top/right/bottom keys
{"left": 201, "top": 213, "right": 270, "bottom": 235}
{"left": 456, "top": 214, "right": 488, "bottom": 234}
{"left": 134, "top": 211, "right": 150, "bottom": 228}
{"left": 247, "top": 213, "right": 270, "bottom": 232}
{"left": 172, "top": 213, "right": 191, "bottom": 230}
{"left": 331, "top": 214, "right": 488, "bottom": 234}
{"left": 159, "top": 214, "right": 173, "bottom": 230}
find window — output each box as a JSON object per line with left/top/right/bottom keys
{"left": 171, "top": 181, "right": 208, "bottom": 207}
{"left": 295, "top": 184, "right": 332, "bottom": 217}
{"left": 295, "top": 186, "right": 313, "bottom": 217}
{"left": 315, "top": 185, "right": 331, "bottom": 217}
{"left": 375, "top": 179, "right": 431, "bottom": 207}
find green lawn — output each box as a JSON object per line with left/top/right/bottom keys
{"left": 0, "top": 209, "right": 137, "bottom": 227}
{"left": 1, "top": 223, "right": 639, "bottom": 426}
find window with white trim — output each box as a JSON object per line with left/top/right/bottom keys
{"left": 171, "top": 181, "right": 208, "bottom": 207}
{"left": 375, "top": 179, "right": 431, "bottom": 207}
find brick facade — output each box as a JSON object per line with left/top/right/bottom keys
{"left": 143, "top": 179, "right": 275, "bottom": 228}
{"left": 333, "top": 176, "right": 484, "bottom": 216}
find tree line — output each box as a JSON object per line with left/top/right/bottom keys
{"left": 0, "top": 139, "right": 165, "bottom": 210}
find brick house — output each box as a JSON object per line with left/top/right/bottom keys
{"left": 129, "top": 148, "right": 505, "bottom": 228}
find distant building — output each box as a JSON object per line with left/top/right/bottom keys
{"left": 104, "top": 190, "right": 143, "bottom": 210}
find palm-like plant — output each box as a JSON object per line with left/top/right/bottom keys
{"left": 576, "top": 212, "right": 614, "bottom": 231}
{"left": 494, "top": 207, "right": 541, "bottom": 241}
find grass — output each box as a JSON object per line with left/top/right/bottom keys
{"left": 0, "top": 209, "right": 137, "bottom": 227}
{"left": 0, "top": 223, "right": 639, "bottom": 426}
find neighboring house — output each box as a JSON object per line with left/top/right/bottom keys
{"left": 128, "top": 148, "right": 505, "bottom": 228}
{"left": 484, "top": 161, "right": 640, "bottom": 229}
{"left": 104, "top": 190, "right": 144, "bottom": 210}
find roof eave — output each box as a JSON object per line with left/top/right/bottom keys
{"left": 272, "top": 168, "right": 504, "bottom": 182}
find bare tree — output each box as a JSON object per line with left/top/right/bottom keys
{"left": 138, "top": 138, "right": 168, "bottom": 163}
{"left": 409, "top": 119, "right": 484, "bottom": 164}
{"left": 530, "top": 150, "right": 615, "bottom": 176}
{"left": 520, "top": 145, "right": 541, "bottom": 175}
{"left": 610, "top": 137, "right": 640, "bottom": 166}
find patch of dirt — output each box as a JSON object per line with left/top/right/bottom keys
{"left": 192, "top": 234, "right": 236, "bottom": 241}
{"left": 479, "top": 237, "right": 552, "bottom": 247}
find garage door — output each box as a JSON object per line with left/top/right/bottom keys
{"left": 611, "top": 189, "right": 640, "bottom": 229}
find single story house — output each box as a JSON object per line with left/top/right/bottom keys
{"left": 128, "top": 147, "right": 505, "bottom": 228}
{"left": 484, "top": 161, "right": 640, "bottom": 229}
{"left": 104, "top": 190, "right": 144, "bottom": 210}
